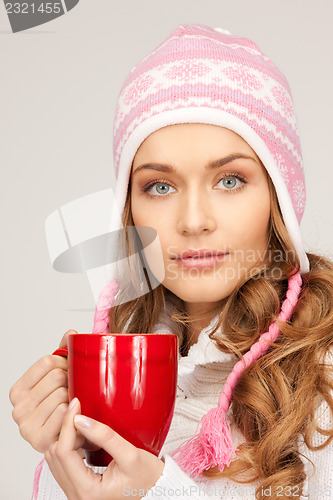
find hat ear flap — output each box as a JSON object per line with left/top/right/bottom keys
{"left": 92, "top": 279, "right": 119, "bottom": 333}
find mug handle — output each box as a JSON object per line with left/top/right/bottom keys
{"left": 52, "top": 347, "right": 68, "bottom": 357}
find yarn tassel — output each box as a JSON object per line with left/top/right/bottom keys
{"left": 170, "top": 402, "right": 237, "bottom": 477}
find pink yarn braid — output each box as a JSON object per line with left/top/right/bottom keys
{"left": 92, "top": 279, "right": 119, "bottom": 333}
{"left": 170, "top": 271, "right": 303, "bottom": 477}
{"left": 31, "top": 457, "right": 44, "bottom": 500}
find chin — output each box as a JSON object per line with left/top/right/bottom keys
{"left": 163, "top": 279, "right": 232, "bottom": 304}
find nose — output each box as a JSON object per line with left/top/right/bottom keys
{"left": 176, "top": 189, "right": 217, "bottom": 236}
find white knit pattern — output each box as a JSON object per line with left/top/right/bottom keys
{"left": 115, "top": 58, "right": 299, "bottom": 135}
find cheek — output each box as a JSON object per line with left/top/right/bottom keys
{"left": 247, "top": 203, "right": 270, "bottom": 234}
{"left": 131, "top": 200, "right": 155, "bottom": 230}
{"left": 222, "top": 190, "right": 271, "bottom": 248}
{"left": 131, "top": 198, "right": 144, "bottom": 227}
{"left": 132, "top": 210, "right": 167, "bottom": 241}
{"left": 131, "top": 199, "right": 170, "bottom": 267}
{"left": 131, "top": 193, "right": 172, "bottom": 239}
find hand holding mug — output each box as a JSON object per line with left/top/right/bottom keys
{"left": 52, "top": 333, "right": 178, "bottom": 466}
{"left": 9, "top": 330, "right": 75, "bottom": 453}
{"left": 45, "top": 397, "right": 165, "bottom": 500}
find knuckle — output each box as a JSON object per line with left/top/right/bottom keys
{"left": 130, "top": 448, "right": 140, "bottom": 463}
{"left": 35, "top": 435, "right": 46, "bottom": 453}
{"left": 11, "top": 406, "right": 18, "bottom": 423}
{"left": 126, "top": 450, "right": 139, "bottom": 470}
{"left": 100, "top": 427, "right": 114, "bottom": 443}
{"left": 9, "top": 385, "right": 18, "bottom": 405}
{"left": 18, "top": 421, "right": 29, "bottom": 441}
{"left": 49, "top": 441, "right": 58, "bottom": 455}
{"left": 57, "top": 401, "right": 69, "bottom": 413}
{"left": 35, "top": 431, "right": 55, "bottom": 454}
{"left": 54, "top": 445, "right": 66, "bottom": 460}
{"left": 11, "top": 405, "right": 22, "bottom": 424}
{"left": 44, "top": 441, "right": 56, "bottom": 461}
{"left": 44, "top": 450, "right": 51, "bottom": 464}
{"left": 55, "top": 386, "right": 69, "bottom": 402}
{"left": 50, "top": 368, "right": 67, "bottom": 386}
{"left": 40, "top": 355, "right": 56, "bottom": 372}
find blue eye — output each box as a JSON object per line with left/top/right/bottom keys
{"left": 144, "top": 182, "right": 176, "bottom": 197}
{"left": 142, "top": 174, "right": 246, "bottom": 198}
{"left": 216, "top": 175, "right": 246, "bottom": 191}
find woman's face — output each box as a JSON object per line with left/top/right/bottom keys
{"left": 130, "top": 123, "right": 271, "bottom": 312}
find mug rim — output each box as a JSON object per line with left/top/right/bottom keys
{"left": 68, "top": 333, "right": 178, "bottom": 337}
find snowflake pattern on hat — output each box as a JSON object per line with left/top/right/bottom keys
{"left": 113, "top": 24, "right": 307, "bottom": 225}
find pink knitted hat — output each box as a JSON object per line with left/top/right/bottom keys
{"left": 112, "top": 23, "right": 309, "bottom": 274}
{"left": 93, "top": 24, "right": 306, "bottom": 477}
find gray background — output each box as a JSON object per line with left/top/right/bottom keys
{"left": 1, "top": 0, "right": 332, "bottom": 498}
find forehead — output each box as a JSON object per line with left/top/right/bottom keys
{"left": 132, "top": 123, "right": 260, "bottom": 164}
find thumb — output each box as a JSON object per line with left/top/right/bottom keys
{"left": 59, "top": 329, "right": 78, "bottom": 348}
{"left": 74, "top": 415, "right": 136, "bottom": 470}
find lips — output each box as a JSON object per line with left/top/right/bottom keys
{"left": 174, "top": 248, "right": 226, "bottom": 260}
{"left": 172, "top": 249, "right": 228, "bottom": 270}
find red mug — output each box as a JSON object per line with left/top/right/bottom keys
{"left": 52, "top": 333, "right": 178, "bottom": 467}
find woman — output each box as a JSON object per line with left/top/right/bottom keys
{"left": 10, "top": 24, "right": 333, "bottom": 499}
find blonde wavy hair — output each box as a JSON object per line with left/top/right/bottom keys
{"left": 109, "top": 173, "right": 333, "bottom": 499}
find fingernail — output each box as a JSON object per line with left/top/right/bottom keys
{"left": 68, "top": 397, "right": 78, "bottom": 411}
{"left": 74, "top": 414, "right": 93, "bottom": 429}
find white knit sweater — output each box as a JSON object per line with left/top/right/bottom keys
{"left": 34, "top": 314, "right": 333, "bottom": 499}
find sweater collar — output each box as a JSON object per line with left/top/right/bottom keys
{"left": 177, "top": 313, "right": 238, "bottom": 377}
{"left": 153, "top": 303, "right": 238, "bottom": 368}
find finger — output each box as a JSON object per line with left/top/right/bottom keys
{"left": 45, "top": 442, "right": 97, "bottom": 500}
{"left": 74, "top": 415, "right": 138, "bottom": 470}
{"left": 59, "top": 329, "right": 78, "bottom": 348}
{"left": 45, "top": 442, "right": 79, "bottom": 500}
{"left": 41, "top": 402, "right": 86, "bottom": 453}
{"left": 31, "top": 368, "right": 68, "bottom": 407}
{"left": 57, "top": 398, "right": 89, "bottom": 452}
{"left": 36, "top": 383, "right": 69, "bottom": 422}
{"left": 58, "top": 398, "right": 82, "bottom": 451}
{"left": 12, "top": 371, "right": 68, "bottom": 424}
{"left": 39, "top": 401, "right": 69, "bottom": 441}
{"left": 48, "top": 399, "right": 98, "bottom": 494}
{"left": 39, "top": 398, "right": 96, "bottom": 451}
{"left": 18, "top": 401, "right": 69, "bottom": 452}
{"left": 10, "top": 355, "right": 68, "bottom": 400}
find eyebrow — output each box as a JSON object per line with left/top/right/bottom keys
{"left": 132, "top": 153, "right": 257, "bottom": 175}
